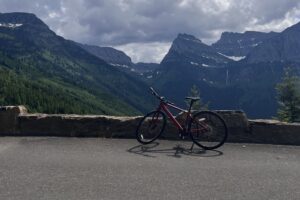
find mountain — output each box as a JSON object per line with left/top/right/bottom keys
{"left": 79, "top": 43, "right": 159, "bottom": 75}
{"left": 152, "top": 29, "right": 300, "bottom": 118}
{"left": 76, "top": 22, "right": 300, "bottom": 118}
{"left": 134, "top": 62, "right": 159, "bottom": 73}
{"left": 2, "top": 12, "right": 300, "bottom": 118}
{"left": 0, "top": 12, "right": 153, "bottom": 115}
{"left": 212, "top": 31, "right": 279, "bottom": 57}
{"left": 161, "top": 33, "right": 231, "bottom": 68}
{"left": 78, "top": 44, "right": 133, "bottom": 67}
{"left": 153, "top": 34, "right": 235, "bottom": 114}
{"left": 245, "top": 22, "right": 300, "bottom": 63}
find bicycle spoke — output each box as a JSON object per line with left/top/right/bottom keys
{"left": 189, "top": 111, "right": 228, "bottom": 150}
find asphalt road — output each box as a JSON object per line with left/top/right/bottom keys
{"left": 0, "top": 137, "right": 299, "bottom": 200}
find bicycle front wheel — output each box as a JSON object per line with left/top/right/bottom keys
{"left": 188, "top": 111, "right": 228, "bottom": 150}
{"left": 136, "top": 111, "right": 166, "bottom": 144}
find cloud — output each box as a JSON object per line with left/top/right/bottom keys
{"left": 0, "top": 0, "right": 300, "bottom": 62}
{"left": 114, "top": 42, "right": 171, "bottom": 63}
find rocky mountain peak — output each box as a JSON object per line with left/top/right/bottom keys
{"left": 212, "top": 30, "right": 279, "bottom": 57}
{"left": 78, "top": 44, "right": 133, "bottom": 66}
{"left": 161, "top": 33, "right": 230, "bottom": 67}
{"left": 176, "top": 33, "right": 203, "bottom": 43}
{"left": 282, "top": 21, "right": 300, "bottom": 33}
{"left": 245, "top": 20, "right": 300, "bottom": 63}
{"left": 169, "top": 33, "right": 210, "bottom": 54}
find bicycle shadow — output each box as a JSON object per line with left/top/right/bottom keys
{"left": 127, "top": 142, "right": 223, "bottom": 158}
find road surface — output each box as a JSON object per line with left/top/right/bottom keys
{"left": 0, "top": 137, "right": 299, "bottom": 200}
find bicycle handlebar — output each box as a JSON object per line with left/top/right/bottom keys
{"left": 149, "top": 87, "right": 162, "bottom": 100}
{"left": 149, "top": 87, "right": 175, "bottom": 105}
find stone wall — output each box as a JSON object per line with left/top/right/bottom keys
{"left": 1, "top": 106, "right": 300, "bottom": 145}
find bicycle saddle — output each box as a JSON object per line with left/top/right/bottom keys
{"left": 185, "top": 97, "right": 200, "bottom": 101}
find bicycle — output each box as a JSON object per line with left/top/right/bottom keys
{"left": 135, "top": 87, "right": 228, "bottom": 150}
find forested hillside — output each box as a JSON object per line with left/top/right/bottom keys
{"left": 0, "top": 12, "right": 153, "bottom": 115}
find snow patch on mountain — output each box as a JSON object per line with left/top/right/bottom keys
{"left": 251, "top": 42, "right": 261, "bottom": 47}
{"left": 190, "top": 61, "right": 210, "bottom": 67}
{"left": 0, "top": 23, "right": 23, "bottom": 28}
{"left": 109, "top": 63, "right": 130, "bottom": 68}
{"left": 218, "top": 52, "right": 245, "bottom": 61}
{"left": 190, "top": 61, "right": 199, "bottom": 66}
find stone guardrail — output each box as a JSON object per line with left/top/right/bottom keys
{"left": 1, "top": 106, "right": 300, "bottom": 145}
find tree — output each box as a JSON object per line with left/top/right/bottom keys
{"left": 185, "top": 84, "right": 209, "bottom": 110}
{"left": 276, "top": 68, "right": 300, "bottom": 122}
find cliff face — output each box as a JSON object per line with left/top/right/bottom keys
{"left": 78, "top": 44, "right": 133, "bottom": 66}
{"left": 246, "top": 22, "right": 300, "bottom": 63}
{"left": 161, "top": 33, "right": 230, "bottom": 68}
{"left": 212, "top": 31, "right": 279, "bottom": 57}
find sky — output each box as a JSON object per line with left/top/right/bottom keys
{"left": 1, "top": 0, "right": 300, "bottom": 63}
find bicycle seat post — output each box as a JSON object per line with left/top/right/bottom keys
{"left": 188, "top": 100, "right": 195, "bottom": 113}
{"left": 185, "top": 97, "right": 200, "bottom": 113}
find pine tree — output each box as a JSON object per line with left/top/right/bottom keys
{"left": 276, "top": 68, "right": 300, "bottom": 122}
{"left": 185, "top": 84, "right": 208, "bottom": 110}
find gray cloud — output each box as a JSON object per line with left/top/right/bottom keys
{"left": 0, "top": 0, "right": 300, "bottom": 62}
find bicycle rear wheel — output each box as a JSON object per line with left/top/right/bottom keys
{"left": 188, "top": 111, "right": 228, "bottom": 150}
{"left": 136, "top": 111, "right": 166, "bottom": 144}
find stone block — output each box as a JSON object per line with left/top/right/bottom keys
{"left": 249, "top": 119, "right": 300, "bottom": 145}
{"left": 18, "top": 114, "right": 142, "bottom": 137}
{"left": 174, "top": 110, "right": 250, "bottom": 142}
{"left": 1, "top": 105, "right": 300, "bottom": 146}
{"left": 0, "top": 106, "right": 27, "bottom": 134}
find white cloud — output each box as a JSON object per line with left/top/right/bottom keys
{"left": 245, "top": 5, "right": 300, "bottom": 32}
{"left": 114, "top": 42, "right": 171, "bottom": 63}
{"left": 0, "top": 0, "right": 300, "bottom": 62}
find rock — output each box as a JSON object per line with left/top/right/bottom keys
{"left": 78, "top": 44, "right": 133, "bottom": 67}
{"left": 18, "top": 114, "right": 142, "bottom": 137}
{"left": 161, "top": 33, "right": 231, "bottom": 67}
{"left": 1, "top": 106, "right": 300, "bottom": 146}
{"left": 173, "top": 110, "right": 249, "bottom": 142}
{"left": 246, "top": 22, "right": 300, "bottom": 63}
{"left": 249, "top": 119, "right": 300, "bottom": 145}
{"left": 0, "top": 106, "right": 27, "bottom": 134}
{"left": 215, "top": 110, "right": 249, "bottom": 128}
{"left": 212, "top": 31, "right": 278, "bottom": 57}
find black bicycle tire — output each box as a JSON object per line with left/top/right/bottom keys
{"left": 136, "top": 110, "right": 167, "bottom": 144}
{"left": 188, "top": 111, "right": 228, "bottom": 150}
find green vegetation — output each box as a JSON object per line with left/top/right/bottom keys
{"left": 0, "top": 13, "right": 154, "bottom": 115}
{"left": 276, "top": 68, "right": 300, "bottom": 122}
{"left": 0, "top": 67, "right": 139, "bottom": 115}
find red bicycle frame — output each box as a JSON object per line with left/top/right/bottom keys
{"left": 149, "top": 86, "right": 208, "bottom": 135}
{"left": 156, "top": 101, "right": 192, "bottom": 132}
